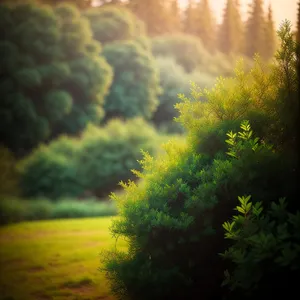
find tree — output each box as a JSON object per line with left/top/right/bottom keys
{"left": 102, "top": 40, "right": 160, "bottom": 120}
{"left": 40, "top": 0, "right": 92, "bottom": 9}
{"left": 127, "top": 0, "right": 172, "bottom": 36}
{"left": 262, "top": 4, "right": 276, "bottom": 60}
{"left": 218, "top": 0, "right": 244, "bottom": 54}
{"left": 244, "top": 0, "right": 265, "bottom": 57}
{"left": 183, "top": 0, "right": 197, "bottom": 35}
{"left": 194, "top": 0, "right": 216, "bottom": 52}
{"left": 84, "top": 5, "right": 145, "bottom": 45}
{"left": 297, "top": 0, "right": 300, "bottom": 43}
{"left": 169, "top": 0, "right": 181, "bottom": 33}
{"left": 0, "top": 2, "right": 112, "bottom": 157}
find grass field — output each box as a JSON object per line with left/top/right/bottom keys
{"left": 0, "top": 217, "right": 125, "bottom": 300}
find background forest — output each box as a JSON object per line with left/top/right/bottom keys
{"left": 0, "top": 0, "right": 299, "bottom": 300}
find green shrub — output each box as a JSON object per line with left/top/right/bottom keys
{"left": 18, "top": 136, "right": 83, "bottom": 200}
{"left": 101, "top": 22, "right": 298, "bottom": 300}
{"left": 0, "top": 197, "right": 117, "bottom": 225}
{"left": 152, "top": 56, "right": 216, "bottom": 134}
{"left": 77, "top": 118, "right": 159, "bottom": 197}
{"left": 18, "top": 118, "right": 159, "bottom": 200}
{"left": 221, "top": 195, "right": 300, "bottom": 299}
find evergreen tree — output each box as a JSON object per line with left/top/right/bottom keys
{"left": 218, "top": 0, "right": 244, "bottom": 54}
{"left": 127, "top": 0, "right": 171, "bottom": 36}
{"left": 183, "top": 0, "right": 197, "bottom": 35}
{"left": 169, "top": 0, "right": 181, "bottom": 33}
{"left": 244, "top": 0, "right": 265, "bottom": 57}
{"left": 262, "top": 4, "right": 276, "bottom": 60}
{"left": 194, "top": 0, "right": 216, "bottom": 51}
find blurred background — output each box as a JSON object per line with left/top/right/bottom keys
{"left": 0, "top": 0, "right": 298, "bottom": 224}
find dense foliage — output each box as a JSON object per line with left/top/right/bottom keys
{"left": 84, "top": 5, "right": 145, "bottom": 45}
{"left": 101, "top": 22, "right": 299, "bottom": 300}
{"left": 102, "top": 41, "right": 160, "bottom": 120}
{"left": 18, "top": 118, "right": 159, "bottom": 200}
{"left": 221, "top": 195, "right": 300, "bottom": 299}
{"left": 0, "top": 2, "right": 112, "bottom": 156}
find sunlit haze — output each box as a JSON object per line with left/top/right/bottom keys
{"left": 179, "top": 0, "right": 297, "bottom": 29}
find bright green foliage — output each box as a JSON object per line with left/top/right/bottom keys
{"left": 218, "top": 0, "right": 244, "bottom": 54}
{"left": 84, "top": 5, "right": 145, "bottom": 45}
{"left": 0, "top": 146, "right": 20, "bottom": 197}
{"left": 152, "top": 56, "right": 216, "bottom": 133}
{"left": 18, "top": 118, "right": 159, "bottom": 200}
{"left": 221, "top": 195, "right": 300, "bottom": 298}
{"left": 101, "top": 22, "right": 298, "bottom": 299}
{"left": 244, "top": 0, "right": 265, "bottom": 57}
{"left": 262, "top": 5, "right": 276, "bottom": 61}
{"left": 102, "top": 41, "right": 160, "bottom": 119}
{"left": 0, "top": 2, "right": 112, "bottom": 156}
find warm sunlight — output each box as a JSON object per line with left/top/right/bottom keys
{"left": 179, "top": 0, "right": 297, "bottom": 29}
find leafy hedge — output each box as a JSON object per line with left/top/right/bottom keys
{"left": 18, "top": 118, "right": 159, "bottom": 200}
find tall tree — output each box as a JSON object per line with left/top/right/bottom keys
{"left": 218, "top": 0, "right": 244, "bottom": 54}
{"left": 183, "top": 0, "right": 197, "bottom": 35}
{"left": 262, "top": 4, "right": 276, "bottom": 60}
{"left": 194, "top": 0, "right": 216, "bottom": 51}
{"left": 127, "top": 0, "right": 171, "bottom": 36}
{"left": 169, "top": 0, "right": 181, "bottom": 33}
{"left": 244, "top": 0, "right": 265, "bottom": 57}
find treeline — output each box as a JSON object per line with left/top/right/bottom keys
{"left": 35, "top": 0, "right": 278, "bottom": 60}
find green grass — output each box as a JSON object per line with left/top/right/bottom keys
{"left": 0, "top": 217, "right": 126, "bottom": 300}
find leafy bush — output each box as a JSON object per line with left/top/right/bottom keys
{"left": 221, "top": 195, "right": 300, "bottom": 299}
{"left": 18, "top": 136, "right": 83, "bottom": 200}
{"left": 101, "top": 22, "right": 298, "bottom": 300}
{"left": 19, "top": 118, "right": 159, "bottom": 200}
{"left": 102, "top": 40, "right": 160, "bottom": 120}
{"left": 0, "top": 2, "right": 112, "bottom": 156}
{"left": 0, "top": 146, "right": 20, "bottom": 197}
{"left": 0, "top": 197, "right": 117, "bottom": 225}
{"left": 152, "top": 56, "right": 216, "bottom": 133}
{"left": 76, "top": 118, "right": 159, "bottom": 197}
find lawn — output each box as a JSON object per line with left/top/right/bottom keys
{"left": 0, "top": 217, "right": 125, "bottom": 300}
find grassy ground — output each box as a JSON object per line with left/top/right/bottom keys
{"left": 0, "top": 217, "right": 125, "bottom": 300}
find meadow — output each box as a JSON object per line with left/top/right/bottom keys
{"left": 0, "top": 217, "right": 124, "bottom": 300}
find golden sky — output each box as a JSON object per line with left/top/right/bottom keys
{"left": 179, "top": 0, "right": 298, "bottom": 30}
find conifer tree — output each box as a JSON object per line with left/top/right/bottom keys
{"left": 169, "top": 0, "right": 181, "bottom": 33}
{"left": 183, "top": 0, "right": 197, "bottom": 35}
{"left": 262, "top": 4, "right": 276, "bottom": 60}
{"left": 218, "top": 0, "right": 244, "bottom": 54}
{"left": 127, "top": 0, "right": 171, "bottom": 36}
{"left": 194, "top": 0, "right": 216, "bottom": 51}
{"left": 244, "top": 0, "right": 265, "bottom": 57}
